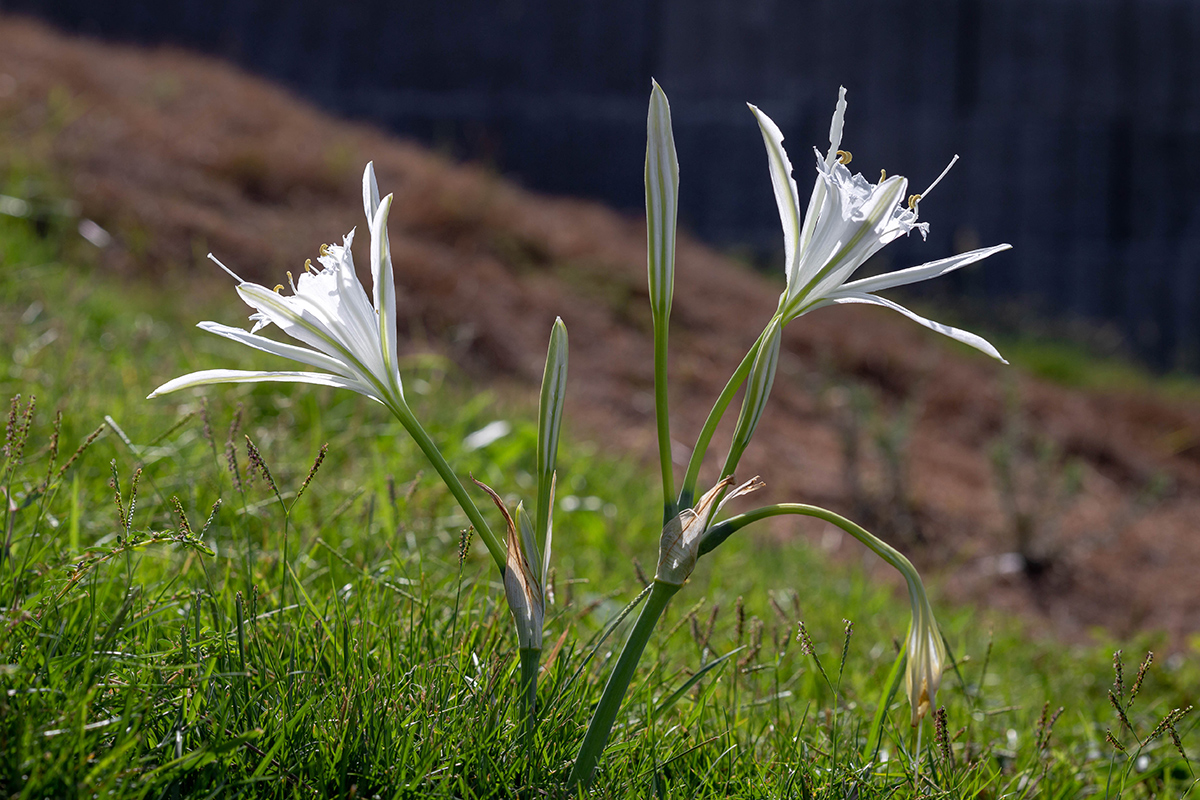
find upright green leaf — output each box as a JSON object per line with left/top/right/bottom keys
{"left": 536, "top": 318, "right": 568, "bottom": 549}
{"left": 723, "top": 317, "right": 782, "bottom": 475}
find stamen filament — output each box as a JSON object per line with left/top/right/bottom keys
{"left": 207, "top": 253, "right": 245, "bottom": 283}
{"left": 918, "top": 154, "right": 959, "bottom": 199}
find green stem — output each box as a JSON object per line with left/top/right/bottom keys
{"left": 569, "top": 580, "right": 680, "bottom": 790}
{"left": 678, "top": 329, "right": 767, "bottom": 509}
{"left": 388, "top": 399, "right": 505, "bottom": 572}
{"left": 700, "top": 504, "right": 921, "bottom": 608}
{"left": 653, "top": 318, "right": 675, "bottom": 521}
{"left": 519, "top": 647, "right": 541, "bottom": 737}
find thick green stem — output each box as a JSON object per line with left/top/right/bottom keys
{"left": 653, "top": 318, "right": 675, "bottom": 521}
{"left": 388, "top": 399, "right": 505, "bottom": 572}
{"left": 678, "top": 329, "right": 766, "bottom": 509}
{"left": 519, "top": 647, "right": 541, "bottom": 733}
{"left": 568, "top": 580, "right": 680, "bottom": 789}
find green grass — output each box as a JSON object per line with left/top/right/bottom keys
{"left": 1, "top": 209, "right": 1198, "bottom": 799}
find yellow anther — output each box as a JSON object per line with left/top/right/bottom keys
{"left": 319, "top": 244, "right": 330, "bottom": 257}
{"left": 304, "top": 259, "right": 313, "bottom": 273}
{"left": 286, "top": 270, "right": 295, "bottom": 290}
{"left": 880, "top": 169, "right": 887, "bottom": 182}
{"left": 836, "top": 149, "right": 853, "bottom": 165}
{"left": 273, "top": 284, "right": 284, "bottom": 293}
{"left": 907, "top": 193, "right": 922, "bottom": 211}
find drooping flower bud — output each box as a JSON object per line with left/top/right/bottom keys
{"left": 905, "top": 594, "right": 948, "bottom": 726}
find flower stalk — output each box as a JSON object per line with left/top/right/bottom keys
{"left": 567, "top": 578, "right": 679, "bottom": 790}
{"left": 700, "top": 502, "right": 947, "bottom": 728}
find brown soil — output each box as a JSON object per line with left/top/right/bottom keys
{"left": 3, "top": 16, "right": 1199, "bottom": 646}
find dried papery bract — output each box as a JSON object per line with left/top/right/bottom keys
{"left": 655, "top": 475, "right": 764, "bottom": 586}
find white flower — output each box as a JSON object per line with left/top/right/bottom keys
{"left": 656, "top": 475, "right": 764, "bottom": 586}
{"left": 749, "top": 88, "right": 1010, "bottom": 363}
{"left": 905, "top": 592, "right": 949, "bottom": 726}
{"left": 148, "top": 163, "right": 405, "bottom": 408}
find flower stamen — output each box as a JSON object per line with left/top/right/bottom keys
{"left": 286, "top": 271, "right": 296, "bottom": 292}
{"left": 879, "top": 169, "right": 887, "bottom": 181}
{"left": 919, "top": 154, "right": 959, "bottom": 199}
{"left": 836, "top": 149, "right": 853, "bottom": 165}
{"left": 273, "top": 284, "right": 284, "bottom": 293}
{"left": 207, "top": 253, "right": 245, "bottom": 284}
{"left": 304, "top": 259, "right": 314, "bottom": 274}
{"left": 907, "top": 193, "right": 922, "bottom": 211}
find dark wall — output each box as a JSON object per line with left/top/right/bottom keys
{"left": 7, "top": 0, "right": 1200, "bottom": 368}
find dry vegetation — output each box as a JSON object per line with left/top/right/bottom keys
{"left": 4, "top": 15, "right": 1200, "bottom": 644}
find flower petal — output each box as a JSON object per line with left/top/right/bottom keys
{"left": 148, "top": 369, "right": 378, "bottom": 400}
{"left": 841, "top": 244, "right": 1012, "bottom": 296}
{"left": 237, "top": 281, "right": 384, "bottom": 391}
{"left": 800, "top": 170, "right": 909, "bottom": 302}
{"left": 370, "top": 195, "right": 403, "bottom": 400}
{"left": 748, "top": 104, "right": 802, "bottom": 291}
{"left": 799, "top": 86, "right": 848, "bottom": 255}
{"left": 820, "top": 291, "right": 1007, "bottom": 363}
{"left": 197, "top": 321, "right": 360, "bottom": 379}
{"left": 363, "top": 162, "right": 381, "bottom": 228}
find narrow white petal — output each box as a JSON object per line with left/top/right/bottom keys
{"left": 821, "top": 292, "right": 1007, "bottom": 363}
{"left": 748, "top": 104, "right": 802, "bottom": 290}
{"left": 825, "top": 86, "right": 848, "bottom": 166}
{"left": 148, "top": 369, "right": 379, "bottom": 400}
{"left": 841, "top": 244, "right": 1012, "bottom": 295}
{"left": 197, "top": 321, "right": 360, "bottom": 378}
{"left": 370, "top": 194, "right": 403, "bottom": 400}
{"left": 363, "top": 162, "right": 381, "bottom": 228}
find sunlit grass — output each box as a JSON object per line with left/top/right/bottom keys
{"left": 2, "top": 211, "right": 1197, "bottom": 798}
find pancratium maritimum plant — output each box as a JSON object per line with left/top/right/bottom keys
{"left": 150, "top": 164, "right": 571, "bottom": 730}
{"left": 568, "top": 84, "right": 1008, "bottom": 788}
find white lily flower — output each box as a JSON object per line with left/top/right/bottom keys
{"left": 748, "top": 88, "right": 1010, "bottom": 363}
{"left": 905, "top": 591, "right": 949, "bottom": 726}
{"left": 149, "top": 163, "right": 405, "bottom": 408}
{"left": 656, "top": 475, "right": 764, "bottom": 586}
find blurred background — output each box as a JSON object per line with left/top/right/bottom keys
{"left": 7, "top": 0, "right": 1200, "bottom": 370}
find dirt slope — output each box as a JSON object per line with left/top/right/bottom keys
{"left": 3, "top": 16, "right": 1199, "bottom": 644}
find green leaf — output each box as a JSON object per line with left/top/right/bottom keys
{"left": 536, "top": 318, "right": 568, "bottom": 554}
{"left": 654, "top": 646, "right": 744, "bottom": 716}
{"left": 864, "top": 645, "right": 907, "bottom": 761}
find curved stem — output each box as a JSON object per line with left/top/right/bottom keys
{"left": 568, "top": 580, "right": 680, "bottom": 790}
{"left": 700, "top": 504, "right": 921, "bottom": 607}
{"left": 388, "top": 399, "right": 505, "bottom": 572}
{"left": 653, "top": 318, "right": 675, "bottom": 521}
{"left": 678, "top": 329, "right": 767, "bottom": 509}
